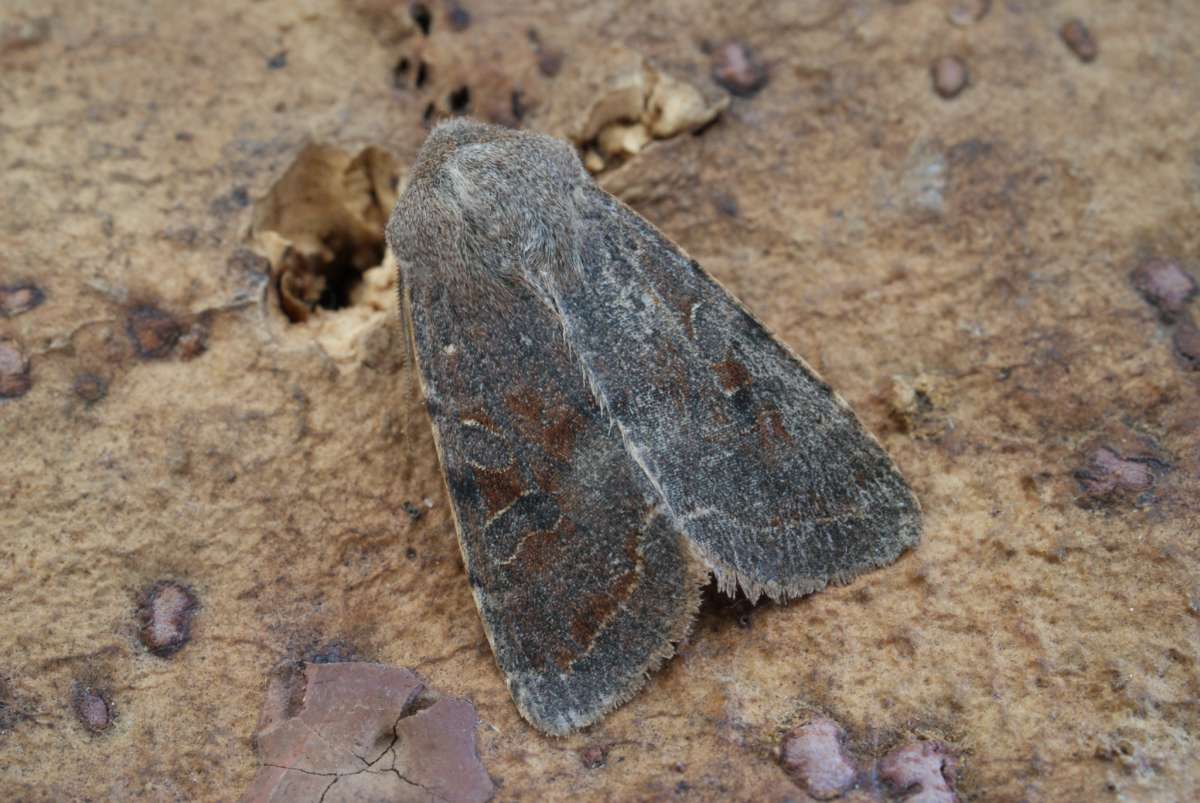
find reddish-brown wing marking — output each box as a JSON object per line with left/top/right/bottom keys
{"left": 403, "top": 270, "right": 705, "bottom": 735}
{"left": 547, "top": 185, "right": 921, "bottom": 602}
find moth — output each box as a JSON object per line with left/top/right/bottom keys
{"left": 387, "top": 119, "right": 921, "bottom": 735}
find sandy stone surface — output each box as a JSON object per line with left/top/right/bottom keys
{"left": 1, "top": 1, "right": 1198, "bottom": 800}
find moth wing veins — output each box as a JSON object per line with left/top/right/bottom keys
{"left": 553, "top": 185, "right": 922, "bottom": 603}
{"left": 403, "top": 262, "right": 708, "bottom": 736}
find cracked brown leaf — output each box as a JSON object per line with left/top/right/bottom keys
{"left": 243, "top": 662, "right": 493, "bottom": 803}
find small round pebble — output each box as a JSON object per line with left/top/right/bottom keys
{"left": 138, "top": 581, "right": 199, "bottom": 657}
{"left": 712, "top": 42, "right": 768, "bottom": 98}
{"left": 931, "top": 56, "right": 969, "bottom": 99}
{"left": 73, "top": 686, "right": 114, "bottom": 733}
{"left": 780, "top": 719, "right": 857, "bottom": 800}
{"left": 1060, "top": 19, "right": 1098, "bottom": 63}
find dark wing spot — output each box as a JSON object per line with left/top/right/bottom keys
{"left": 552, "top": 647, "right": 576, "bottom": 671}
{"left": 506, "top": 387, "right": 544, "bottom": 424}
{"left": 474, "top": 464, "right": 525, "bottom": 517}
{"left": 512, "top": 528, "right": 565, "bottom": 574}
{"left": 568, "top": 530, "right": 642, "bottom": 651}
{"left": 666, "top": 288, "right": 699, "bottom": 339}
{"left": 571, "top": 590, "right": 620, "bottom": 648}
{"left": 505, "top": 388, "right": 586, "bottom": 462}
{"left": 756, "top": 407, "right": 794, "bottom": 452}
{"left": 541, "top": 405, "right": 586, "bottom": 462}
{"left": 713, "top": 358, "right": 752, "bottom": 392}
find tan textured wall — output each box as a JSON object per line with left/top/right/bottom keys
{"left": 1, "top": 1, "right": 1197, "bottom": 800}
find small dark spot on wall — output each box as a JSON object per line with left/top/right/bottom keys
{"left": 538, "top": 51, "right": 564, "bottom": 77}
{"left": 0, "top": 676, "right": 32, "bottom": 731}
{"left": 1060, "top": 18, "right": 1098, "bottom": 63}
{"left": 712, "top": 192, "right": 739, "bottom": 217}
{"left": 307, "top": 640, "right": 359, "bottom": 664}
{"left": 266, "top": 50, "right": 287, "bottom": 70}
{"left": 393, "top": 56, "right": 411, "bottom": 88}
{"left": 447, "top": 4, "right": 471, "bottom": 31}
{"left": 0, "top": 282, "right": 45, "bottom": 318}
{"left": 0, "top": 338, "right": 32, "bottom": 399}
{"left": 579, "top": 743, "right": 609, "bottom": 769}
{"left": 227, "top": 247, "right": 271, "bottom": 289}
{"left": 178, "top": 316, "right": 211, "bottom": 361}
{"left": 449, "top": 85, "right": 471, "bottom": 114}
{"left": 126, "top": 304, "right": 181, "bottom": 359}
{"left": 410, "top": 3, "right": 432, "bottom": 35}
{"left": 1174, "top": 319, "right": 1200, "bottom": 370}
{"left": 209, "top": 185, "right": 250, "bottom": 217}
{"left": 72, "top": 372, "right": 107, "bottom": 404}
{"left": 511, "top": 90, "right": 527, "bottom": 123}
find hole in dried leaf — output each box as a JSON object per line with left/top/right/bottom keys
{"left": 250, "top": 144, "right": 400, "bottom": 344}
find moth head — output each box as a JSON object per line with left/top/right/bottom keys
{"left": 387, "top": 119, "right": 588, "bottom": 287}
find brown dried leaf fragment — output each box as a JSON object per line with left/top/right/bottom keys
{"left": 252, "top": 144, "right": 399, "bottom": 322}
{"left": 536, "top": 44, "right": 725, "bottom": 173}
{"left": 244, "top": 662, "right": 494, "bottom": 803}
{"left": 393, "top": 697, "right": 492, "bottom": 801}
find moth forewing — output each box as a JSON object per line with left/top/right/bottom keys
{"left": 547, "top": 182, "right": 921, "bottom": 603}
{"left": 391, "top": 197, "right": 705, "bottom": 734}
{"left": 387, "top": 118, "right": 921, "bottom": 735}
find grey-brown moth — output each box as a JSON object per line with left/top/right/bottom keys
{"left": 386, "top": 119, "right": 921, "bottom": 735}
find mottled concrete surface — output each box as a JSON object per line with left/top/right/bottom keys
{"left": 1, "top": 1, "right": 1198, "bottom": 800}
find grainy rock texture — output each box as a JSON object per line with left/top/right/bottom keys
{"left": 1, "top": 1, "right": 1197, "bottom": 801}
